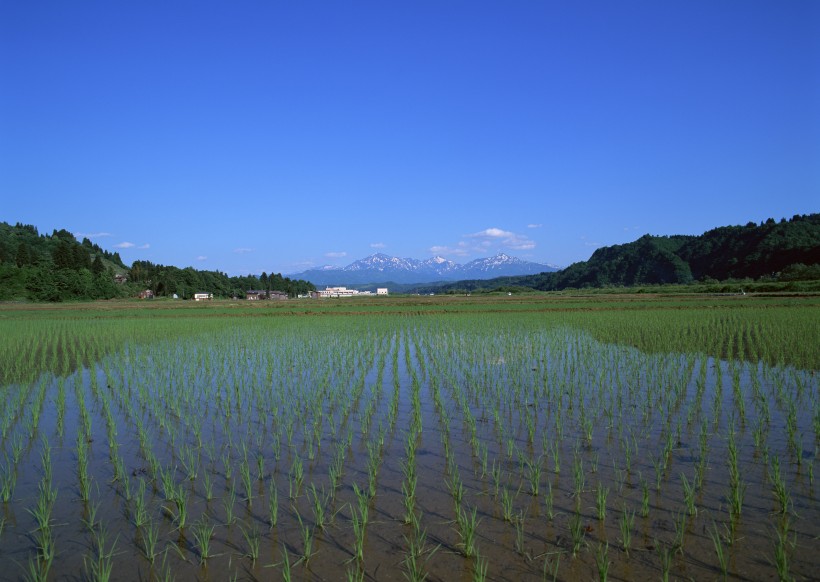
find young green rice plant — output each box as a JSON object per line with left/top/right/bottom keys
{"left": 169, "top": 484, "right": 189, "bottom": 529}
{"left": 11, "top": 433, "right": 24, "bottom": 465}
{"left": 728, "top": 477, "right": 747, "bottom": 521}
{"left": 132, "top": 479, "right": 148, "bottom": 528}
{"left": 544, "top": 480, "right": 554, "bottom": 521}
{"left": 353, "top": 483, "right": 370, "bottom": 527}
{"left": 651, "top": 454, "right": 664, "bottom": 492}
{"left": 239, "top": 455, "right": 254, "bottom": 506}
{"left": 595, "top": 542, "right": 610, "bottom": 582}
{"left": 402, "top": 526, "right": 437, "bottom": 582}
{"left": 23, "top": 549, "right": 52, "bottom": 582}
{"left": 350, "top": 503, "right": 366, "bottom": 564}
{"left": 772, "top": 519, "right": 794, "bottom": 582}
{"left": 542, "top": 553, "right": 560, "bottom": 582}
{"left": 640, "top": 476, "right": 650, "bottom": 517}
{"left": 770, "top": 456, "right": 791, "bottom": 515}
{"left": 239, "top": 521, "right": 261, "bottom": 563}
{"left": 203, "top": 471, "right": 214, "bottom": 502}
{"left": 500, "top": 487, "right": 514, "bottom": 522}
{"left": 572, "top": 456, "right": 585, "bottom": 498}
{"left": 447, "top": 471, "right": 464, "bottom": 506}
{"left": 223, "top": 480, "right": 237, "bottom": 525}
{"left": 268, "top": 478, "right": 279, "bottom": 529}
{"left": 84, "top": 526, "right": 116, "bottom": 582}
{"left": 526, "top": 458, "right": 542, "bottom": 496}
{"left": 491, "top": 461, "right": 502, "bottom": 496}
{"left": 595, "top": 483, "right": 608, "bottom": 522}
{"left": 550, "top": 442, "right": 560, "bottom": 474}
{"left": 290, "top": 455, "right": 304, "bottom": 499}
{"left": 569, "top": 509, "right": 584, "bottom": 558}
{"left": 0, "top": 457, "right": 15, "bottom": 503}
{"left": 672, "top": 510, "right": 687, "bottom": 554}
{"left": 402, "top": 476, "right": 417, "bottom": 525}
{"left": 680, "top": 473, "right": 697, "bottom": 516}
{"left": 710, "top": 522, "right": 728, "bottom": 580}
{"left": 454, "top": 504, "right": 480, "bottom": 557}
{"left": 473, "top": 549, "right": 488, "bottom": 582}
{"left": 619, "top": 505, "right": 634, "bottom": 556}
{"left": 191, "top": 516, "right": 215, "bottom": 563}
{"left": 295, "top": 511, "right": 316, "bottom": 566}
{"left": 310, "top": 483, "right": 328, "bottom": 531}
{"left": 657, "top": 541, "right": 672, "bottom": 582}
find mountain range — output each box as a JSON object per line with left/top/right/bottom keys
{"left": 294, "top": 253, "right": 558, "bottom": 285}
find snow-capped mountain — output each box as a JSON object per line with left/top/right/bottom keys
{"left": 294, "top": 253, "right": 558, "bottom": 285}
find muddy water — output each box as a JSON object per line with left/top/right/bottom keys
{"left": 0, "top": 319, "right": 816, "bottom": 581}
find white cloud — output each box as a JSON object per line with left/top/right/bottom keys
{"left": 469, "top": 227, "right": 514, "bottom": 239}
{"left": 370, "top": 242, "right": 386, "bottom": 249}
{"left": 233, "top": 248, "right": 254, "bottom": 254}
{"left": 467, "top": 227, "right": 535, "bottom": 251}
{"left": 75, "top": 231, "right": 112, "bottom": 239}
{"left": 325, "top": 251, "right": 347, "bottom": 258}
{"left": 138, "top": 243, "right": 150, "bottom": 249}
{"left": 429, "top": 245, "right": 469, "bottom": 257}
{"left": 196, "top": 256, "right": 208, "bottom": 261}
{"left": 114, "top": 242, "right": 135, "bottom": 249}
{"left": 527, "top": 224, "right": 543, "bottom": 229}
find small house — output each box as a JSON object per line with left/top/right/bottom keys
{"left": 138, "top": 290, "right": 154, "bottom": 300}
{"left": 193, "top": 292, "right": 213, "bottom": 301}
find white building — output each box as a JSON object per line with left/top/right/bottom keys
{"left": 376, "top": 288, "right": 389, "bottom": 295}
{"left": 193, "top": 292, "right": 213, "bottom": 301}
{"left": 311, "top": 286, "right": 386, "bottom": 298}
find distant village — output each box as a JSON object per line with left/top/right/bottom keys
{"left": 132, "top": 281, "right": 388, "bottom": 301}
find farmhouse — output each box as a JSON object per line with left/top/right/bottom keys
{"left": 138, "top": 289, "right": 154, "bottom": 299}
{"left": 193, "top": 293, "right": 213, "bottom": 301}
{"left": 377, "top": 288, "right": 389, "bottom": 295}
{"left": 246, "top": 290, "right": 288, "bottom": 300}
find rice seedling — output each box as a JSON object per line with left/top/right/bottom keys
{"left": 268, "top": 478, "right": 279, "bottom": 529}
{"left": 595, "top": 542, "right": 610, "bottom": 582}
{"left": 544, "top": 480, "right": 554, "bottom": 521}
{"left": 239, "top": 521, "right": 261, "bottom": 563}
{"left": 295, "top": 511, "right": 316, "bottom": 566}
{"left": 569, "top": 509, "right": 584, "bottom": 558}
{"left": 192, "top": 516, "right": 215, "bottom": 563}
{"left": 454, "top": 504, "right": 480, "bottom": 557}
{"left": 526, "top": 458, "right": 542, "bottom": 496}
{"left": 84, "top": 526, "right": 116, "bottom": 582}
{"left": 657, "top": 541, "right": 673, "bottom": 582}
{"left": 710, "top": 523, "right": 728, "bottom": 580}
{"left": 140, "top": 519, "right": 160, "bottom": 564}
{"left": 619, "top": 505, "right": 634, "bottom": 556}
{"left": 772, "top": 519, "right": 794, "bottom": 582}
{"left": 500, "top": 487, "right": 514, "bottom": 522}
{"left": 680, "top": 473, "right": 697, "bottom": 516}
{"left": 595, "top": 482, "right": 608, "bottom": 521}
{"left": 223, "top": 480, "right": 237, "bottom": 525}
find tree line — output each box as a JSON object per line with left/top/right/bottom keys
{"left": 0, "top": 222, "right": 315, "bottom": 301}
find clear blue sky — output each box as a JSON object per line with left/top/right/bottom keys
{"left": 1, "top": 1, "right": 817, "bottom": 275}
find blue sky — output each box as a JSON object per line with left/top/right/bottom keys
{"left": 1, "top": 1, "right": 817, "bottom": 276}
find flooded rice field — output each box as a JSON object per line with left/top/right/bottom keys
{"left": 0, "top": 312, "right": 817, "bottom": 581}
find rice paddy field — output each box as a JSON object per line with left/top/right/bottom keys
{"left": 0, "top": 293, "right": 817, "bottom": 581}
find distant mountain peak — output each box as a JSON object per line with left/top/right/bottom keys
{"left": 294, "top": 252, "right": 557, "bottom": 285}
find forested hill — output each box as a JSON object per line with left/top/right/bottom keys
{"left": 0, "top": 221, "right": 314, "bottom": 301}
{"left": 415, "top": 214, "right": 820, "bottom": 293}
{"left": 545, "top": 213, "right": 820, "bottom": 289}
